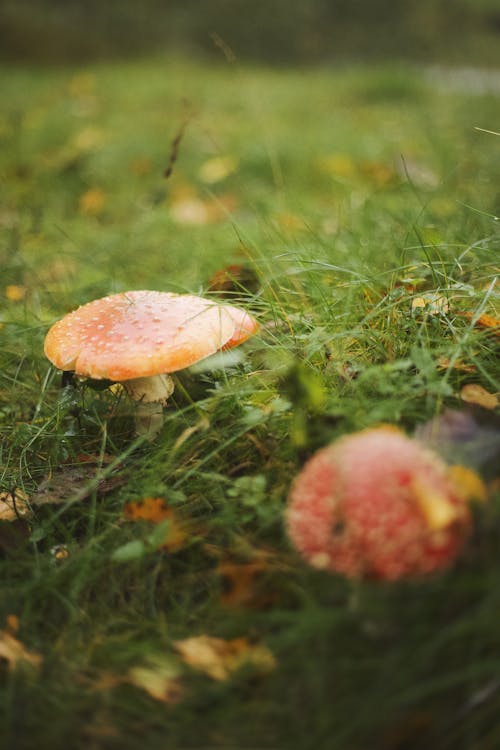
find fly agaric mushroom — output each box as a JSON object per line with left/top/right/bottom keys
{"left": 44, "top": 290, "right": 258, "bottom": 436}
{"left": 286, "top": 426, "right": 476, "bottom": 581}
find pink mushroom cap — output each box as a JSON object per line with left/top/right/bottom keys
{"left": 286, "top": 426, "right": 472, "bottom": 581}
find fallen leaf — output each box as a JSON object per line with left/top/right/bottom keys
{"left": 94, "top": 658, "right": 184, "bottom": 705}
{"left": 218, "top": 560, "right": 277, "bottom": 609}
{"left": 448, "top": 465, "right": 488, "bottom": 503}
{"left": 0, "top": 619, "right": 42, "bottom": 671}
{"left": 79, "top": 187, "right": 106, "bottom": 216}
{"left": 5, "top": 285, "right": 26, "bottom": 302}
{"left": 457, "top": 312, "right": 500, "bottom": 337}
{"left": 0, "top": 489, "right": 30, "bottom": 521}
{"left": 123, "top": 497, "right": 187, "bottom": 552}
{"left": 411, "top": 294, "right": 449, "bottom": 315}
{"left": 359, "top": 159, "right": 398, "bottom": 187}
{"left": 127, "top": 658, "right": 184, "bottom": 704}
{"left": 72, "top": 126, "right": 105, "bottom": 152}
{"left": 33, "top": 462, "right": 124, "bottom": 509}
{"left": 460, "top": 384, "right": 498, "bottom": 410}
{"left": 317, "top": 154, "right": 356, "bottom": 178}
{"left": 207, "top": 264, "right": 260, "bottom": 296}
{"left": 173, "top": 635, "right": 276, "bottom": 681}
{"left": 198, "top": 155, "right": 238, "bottom": 184}
{"left": 129, "top": 156, "right": 153, "bottom": 176}
{"left": 437, "top": 356, "right": 476, "bottom": 374}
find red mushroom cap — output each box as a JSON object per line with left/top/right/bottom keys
{"left": 44, "top": 291, "right": 258, "bottom": 381}
{"left": 286, "top": 426, "right": 471, "bottom": 581}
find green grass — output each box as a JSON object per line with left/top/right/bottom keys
{"left": 0, "top": 57, "right": 499, "bottom": 749}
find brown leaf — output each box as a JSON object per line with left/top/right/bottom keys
{"left": 173, "top": 635, "right": 276, "bottom": 681}
{"left": 437, "top": 356, "right": 476, "bottom": 374}
{"left": 460, "top": 384, "right": 498, "bottom": 410}
{"left": 33, "top": 462, "right": 124, "bottom": 508}
{"left": 0, "top": 619, "right": 42, "bottom": 671}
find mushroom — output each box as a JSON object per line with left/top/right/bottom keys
{"left": 44, "top": 290, "right": 258, "bottom": 436}
{"left": 286, "top": 426, "right": 475, "bottom": 581}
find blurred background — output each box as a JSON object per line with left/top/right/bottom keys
{"left": 1, "top": 0, "right": 500, "bottom": 66}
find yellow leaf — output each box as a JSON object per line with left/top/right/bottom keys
{"left": 0, "top": 619, "right": 42, "bottom": 671}
{"left": 198, "top": 155, "right": 238, "bottom": 184}
{"left": 0, "top": 489, "right": 30, "bottom": 522}
{"left": 72, "top": 126, "right": 105, "bottom": 152}
{"left": 460, "top": 384, "right": 498, "bottom": 410}
{"left": 173, "top": 635, "right": 276, "bottom": 681}
{"left": 5, "top": 285, "right": 26, "bottom": 302}
{"left": 317, "top": 154, "right": 356, "bottom": 178}
{"left": 79, "top": 187, "right": 106, "bottom": 216}
{"left": 448, "top": 465, "right": 488, "bottom": 503}
{"left": 127, "top": 659, "right": 184, "bottom": 704}
{"left": 411, "top": 294, "right": 449, "bottom": 315}
{"left": 68, "top": 73, "right": 95, "bottom": 97}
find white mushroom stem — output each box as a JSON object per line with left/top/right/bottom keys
{"left": 122, "top": 374, "right": 175, "bottom": 438}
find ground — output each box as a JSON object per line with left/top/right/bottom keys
{"left": 0, "top": 57, "right": 499, "bottom": 749}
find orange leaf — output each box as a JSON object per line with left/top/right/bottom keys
{"left": 218, "top": 560, "right": 272, "bottom": 609}
{"left": 457, "top": 312, "right": 500, "bottom": 337}
{"left": 123, "top": 497, "right": 187, "bottom": 552}
{"left": 124, "top": 497, "right": 172, "bottom": 522}
{"left": 79, "top": 187, "right": 106, "bottom": 216}
{"left": 460, "top": 384, "right": 498, "bottom": 410}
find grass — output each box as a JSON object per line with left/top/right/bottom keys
{"left": 0, "top": 56, "right": 499, "bottom": 749}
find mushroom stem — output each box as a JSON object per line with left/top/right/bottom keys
{"left": 122, "top": 374, "right": 175, "bottom": 439}
{"left": 123, "top": 374, "right": 175, "bottom": 405}
{"left": 134, "top": 401, "right": 166, "bottom": 438}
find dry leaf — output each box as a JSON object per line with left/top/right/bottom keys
{"left": 173, "top": 635, "right": 276, "bottom": 681}
{"left": 33, "top": 462, "right": 124, "bottom": 509}
{"left": 359, "top": 159, "right": 398, "bottom": 187}
{"left": 94, "top": 659, "right": 184, "bottom": 705}
{"left": 460, "top": 384, "right": 498, "bottom": 410}
{"left": 127, "top": 659, "right": 184, "bottom": 704}
{"left": 123, "top": 498, "right": 187, "bottom": 552}
{"left": 457, "top": 312, "right": 500, "bottom": 337}
{"left": 0, "top": 619, "right": 42, "bottom": 671}
{"left": 72, "top": 126, "right": 105, "bottom": 152}
{"left": 0, "top": 489, "right": 30, "bottom": 521}
{"left": 437, "top": 356, "right": 476, "bottom": 374}
{"left": 411, "top": 294, "right": 449, "bottom": 315}
{"left": 448, "top": 465, "right": 488, "bottom": 503}
{"left": 198, "top": 155, "right": 238, "bottom": 184}
{"left": 218, "top": 560, "right": 276, "bottom": 609}
{"left": 5, "top": 285, "right": 26, "bottom": 302}
{"left": 207, "top": 264, "right": 259, "bottom": 296}
{"left": 79, "top": 187, "right": 106, "bottom": 216}
{"left": 317, "top": 154, "right": 356, "bottom": 178}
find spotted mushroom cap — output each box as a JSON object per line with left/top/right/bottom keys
{"left": 44, "top": 290, "right": 258, "bottom": 381}
{"left": 286, "top": 426, "right": 471, "bottom": 581}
